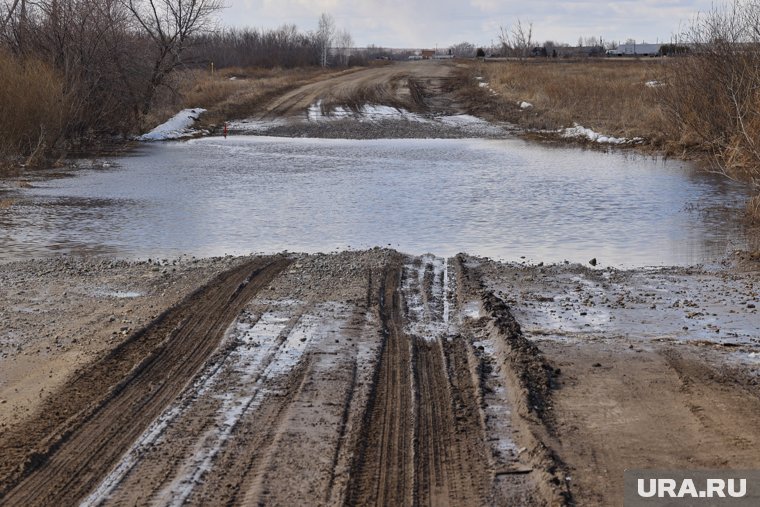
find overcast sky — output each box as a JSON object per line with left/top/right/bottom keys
{"left": 218, "top": 0, "right": 717, "bottom": 48}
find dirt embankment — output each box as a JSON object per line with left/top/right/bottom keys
{"left": 0, "top": 251, "right": 758, "bottom": 506}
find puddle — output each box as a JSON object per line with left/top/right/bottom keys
{"left": 0, "top": 136, "right": 752, "bottom": 266}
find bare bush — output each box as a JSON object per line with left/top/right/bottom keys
{"left": 124, "top": 0, "right": 223, "bottom": 115}
{"left": 660, "top": 0, "right": 760, "bottom": 196}
{"left": 450, "top": 41, "right": 476, "bottom": 58}
{"left": 0, "top": 52, "right": 68, "bottom": 163}
{"left": 0, "top": 0, "right": 226, "bottom": 162}
{"left": 499, "top": 19, "right": 532, "bottom": 59}
{"left": 190, "top": 25, "right": 321, "bottom": 69}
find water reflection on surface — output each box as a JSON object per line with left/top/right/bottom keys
{"left": 0, "top": 136, "right": 752, "bottom": 266}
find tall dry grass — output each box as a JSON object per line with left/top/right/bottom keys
{"left": 466, "top": 59, "right": 669, "bottom": 142}
{"left": 0, "top": 52, "right": 69, "bottom": 166}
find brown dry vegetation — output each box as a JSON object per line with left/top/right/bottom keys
{"left": 459, "top": 59, "right": 669, "bottom": 144}
{"left": 0, "top": 52, "right": 69, "bottom": 168}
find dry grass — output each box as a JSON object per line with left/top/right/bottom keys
{"left": 461, "top": 59, "right": 670, "bottom": 143}
{"left": 0, "top": 52, "right": 69, "bottom": 164}
{"left": 748, "top": 195, "right": 760, "bottom": 224}
{"left": 0, "top": 198, "right": 16, "bottom": 209}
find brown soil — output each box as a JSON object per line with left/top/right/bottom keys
{"left": 542, "top": 342, "right": 760, "bottom": 506}
{"left": 0, "top": 251, "right": 758, "bottom": 506}
{"left": 0, "top": 252, "right": 549, "bottom": 506}
{"left": 256, "top": 61, "right": 458, "bottom": 120}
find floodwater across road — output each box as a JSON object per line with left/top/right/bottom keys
{"left": 0, "top": 135, "right": 752, "bottom": 266}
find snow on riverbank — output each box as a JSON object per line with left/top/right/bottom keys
{"left": 560, "top": 123, "right": 643, "bottom": 145}
{"left": 139, "top": 108, "right": 207, "bottom": 141}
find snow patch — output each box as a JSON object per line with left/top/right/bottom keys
{"left": 307, "top": 100, "right": 426, "bottom": 123}
{"left": 560, "top": 123, "right": 643, "bottom": 145}
{"left": 402, "top": 255, "right": 451, "bottom": 342}
{"left": 645, "top": 80, "right": 663, "bottom": 88}
{"left": 435, "top": 114, "right": 505, "bottom": 135}
{"left": 226, "top": 118, "right": 287, "bottom": 133}
{"left": 139, "top": 108, "right": 207, "bottom": 141}
{"left": 461, "top": 300, "right": 481, "bottom": 320}
{"left": 519, "top": 101, "right": 533, "bottom": 109}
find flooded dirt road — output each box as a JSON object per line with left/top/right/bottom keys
{"left": 1, "top": 251, "right": 758, "bottom": 506}
{"left": 1, "top": 60, "right": 759, "bottom": 506}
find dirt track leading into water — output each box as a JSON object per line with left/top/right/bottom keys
{"left": 1, "top": 251, "right": 759, "bottom": 506}
{"left": 0, "top": 251, "right": 565, "bottom": 505}
{"left": 1, "top": 60, "right": 760, "bottom": 506}
{"left": 259, "top": 61, "right": 456, "bottom": 119}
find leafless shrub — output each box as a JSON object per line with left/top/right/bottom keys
{"left": 0, "top": 51, "right": 68, "bottom": 163}
{"left": 0, "top": 0, "right": 223, "bottom": 160}
{"left": 499, "top": 19, "right": 533, "bottom": 60}
{"left": 660, "top": 0, "right": 760, "bottom": 195}
{"left": 190, "top": 25, "right": 321, "bottom": 69}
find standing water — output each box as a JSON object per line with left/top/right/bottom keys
{"left": 0, "top": 136, "right": 751, "bottom": 266}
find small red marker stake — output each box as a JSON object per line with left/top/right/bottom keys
{"left": 223, "top": 122, "right": 228, "bottom": 138}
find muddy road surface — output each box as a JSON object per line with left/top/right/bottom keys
{"left": 1, "top": 251, "right": 759, "bottom": 506}
{"left": 225, "top": 60, "right": 506, "bottom": 139}
{"left": 259, "top": 61, "right": 457, "bottom": 119}
{"left": 0, "top": 251, "right": 567, "bottom": 506}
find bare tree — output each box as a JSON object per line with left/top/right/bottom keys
{"left": 123, "top": 0, "right": 223, "bottom": 114}
{"left": 449, "top": 41, "right": 475, "bottom": 58}
{"left": 499, "top": 19, "right": 532, "bottom": 59}
{"left": 1, "top": 0, "right": 21, "bottom": 33}
{"left": 316, "top": 12, "right": 334, "bottom": 67}
{"left": 335, "top": 27, "right": 352, "bottom": 66}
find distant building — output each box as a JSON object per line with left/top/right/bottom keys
{"left": 607, "top": 43, "right": 661, "bottom": 57}
{"left": 420, "top": 49, "right": 435, "bottom": 59}
{"left": 553, "top": 45, "right": 605, "bottom": 58}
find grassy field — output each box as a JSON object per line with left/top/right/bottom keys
{"left": 458, "top": 59, "right": 671, "bottom": 145}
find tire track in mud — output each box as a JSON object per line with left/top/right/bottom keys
{"left": 259, "top": 62, "right": 454, "bottom": 119}
{"left": 0, "top": 256, "right": 291, "bottom": 507}
{"left": 91, "top": 303, "right": 314, "bottom": 506}
{"left": 408, "top": 256, "right": 489, "bottom": 507}
{"left": 346, "top": 257, "right": 415, "bottom": 506}
{"left": 346, "top": 255, "right": 490, "bottom": 506}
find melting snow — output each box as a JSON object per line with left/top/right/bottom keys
{"left": 307, "top": 100, "right": 426, "bottom": 123}
{"left": 560, "top": 123, "right": 643, "bottom": 145}
{"left": 402, "top": 255, "right": 451, "bottom": 342}
{"left": 139, "top": 108, "right": 206, "bottom": 141}
{"left": 519, "top": 101, "right": 533, "bottom": 109}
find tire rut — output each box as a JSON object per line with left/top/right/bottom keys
{"left": 0, "top": 256, "right": 291, "bottom": 506}
{"left": 345, "top": 255, "right": 414, "bottom": 507}
{"left": 346, "top": 255, "right": 490, "bottom": 506}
